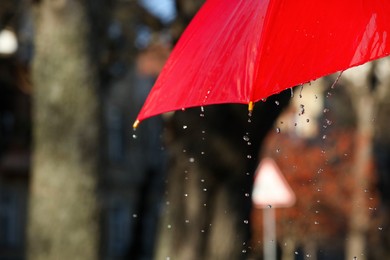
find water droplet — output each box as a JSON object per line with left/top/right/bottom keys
{"left": 275, "top": 100, "right": 280, "bottom": 106}
{"left": 261, "top": 98, "right": 267, "bottom": 102}
{"left": 322, "top": 135, "right": 327, "bottom": 140}
{"left": 201, "top": 179, "right": 205, "bottom": 182}
{"left": 132, "top": 134, "right": 137, "bottom": 139}
{"left": 267, "top": 205, "right": 272, "bottom": 208}
{"left": 184, "top": 193, "right": 188, "bottom": 197}
{"left": 290, "top": 88, "right": 294, "bottom": 97}
{"left": 299, "top": 84, "right": 304, "bottom": 98}
{"left": 306, "top": 119, "right": 310, "bottom": 123}
{"left": 378, "top": 227, "right": 383, "bottom": 231}
{"left": 245, "top": 172, "right": 250, "bottom": 176}
{"left": 189, "top": 157, "right": 195, "bottom": 163}
{"left": 183, "top": 125, "right": 188, "bottom": 129}
{"left": 245, "top": 193, "right": 250, "bottom": 197}
{"left": 353, "top": 257, "right": 357, "bottom": 260}
{"left": 201, "top": 229, "right": 205, "bottom": 233}
{"left": 276, "top": 127, "right": 281, "bottom": 134}
{"left": 242, "top": 249, "right": 247, "bottom": 253}
{"left": 247, "top": 155, "right": 252, "bottom": 159}
{"left": 167, "top": 224, "right": 172, "bottom": 229}
{"left": 183, "top": 149, "right": 187, "bottom": 153}
{"left": 323, "top": 108, "right": 330, "bottom": 113}
{"left": 299, "top": 104, "right": 305, "bottom": 115}
{"left": 203, "top": 188, "right": 207, "bottom": 192}
{"left": 295, "top": 251, "right": 299, "bottom": 255}
{"left": 201, "top": 151, "right": 205, "bottom": 155}
{"left": 181, "top": 108, "right": 185, "bottom": 111}
{"left": 201, "top": 106, "right": 205, "bottom": 112}
{"left": 314, "top": 221, "right": 319, "bottom": 225}
{"left": 132, "top": 214, "right": 138, "bottom": 218}
{"left": 276, "top": 148, "right": 281, "bottom": 153}
{"left": 243, "top": 135, "right": 250, "bottom": 141}
{"left": 244, "top": 220, "right": 249, "bottom": 224}
{"left": 185, "top": 219, "right": 190, "bottom": 223}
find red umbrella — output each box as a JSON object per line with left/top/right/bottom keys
{"left": 134, "top": 0, "right": 390, "bottom": 128}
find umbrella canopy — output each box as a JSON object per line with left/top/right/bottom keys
{"left": 134, "top": 0, "right": 390, "bottom": 127}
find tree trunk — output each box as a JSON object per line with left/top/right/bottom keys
{"left": 27, "top": 1, "right": 101, "bottom": 259}
{"left": 346, "top": 95, "right": 373, "bottom": 260}
{"left": 343, "top": 66, "right": 374, "bottom": 260}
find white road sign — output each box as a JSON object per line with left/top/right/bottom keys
{"left": 252, "top": 157, "right": 296, "bottom": 208}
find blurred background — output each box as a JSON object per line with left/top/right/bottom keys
{"left": 1, "top": 0, "right": 390, "bottom": 259}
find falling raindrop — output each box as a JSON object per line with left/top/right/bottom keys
{"left": 185, "top": 219, "right": 190, "bottom": 224}
{"left": 189, "top": 157, "right": 195, "bottom": 163}
{"left": 322, "top": 135, "right": 327, "bottom": 140}
{"left": 247, "top": 155, "right": 252, "bottom": 159}
{"left": 183, "top": 125, "right": 188, "bottom": 129}
{"left": 275, "top": 100, "right": 280, "bottom": 106}
{"left": 167, "top": 224, "right": 172, "bottom": 229}
{"left": 243, "top": 135, "right": 250, "bottom": 141}
{"left": 331, "top": 71, "right": 343, "bottom": 89}
{"left": 184, "top": 193, "right": 188, "bottom": 197}
{"left": 299, "top": 104, "right": 305, "bottom": 115}
{"left": 378, "top": 227, "right": 383, "bottom": 231}
{"left": 243, "top": 220, "right": 249, "bottom": 224}
{"left": 132, "top": 214, "right": 138, "bottom": 218}
{"left": 299, "top": 84, "right": 304, "bottom": 98}
{"left": 203, "top": 188, "right": 207, "bottom": 192}
{"left": 314, "top": 221, "right": 319, "bottom": 225}
{"left": 242, "top": 249, "right": 247, "bottom": 253}
{"left": 245, "top": 193, "right": 250, "bottom": 197}
{"left": 295, "top": 251, "right": 299, "bottom": 255}
{"left": 132, "top": 134, "right": 137, "bottom": 139}
{"left": 200, "top": 106, "right": 205, "bottom": 117}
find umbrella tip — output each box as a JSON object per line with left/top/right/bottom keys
{"left": 248, "top": 101, "right": 254, "bottom": 112}
{"left": 133, "top": 119, "right": 140, "bottom": 130}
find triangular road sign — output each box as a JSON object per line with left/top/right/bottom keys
{"left": 252, "top": 157, "right": 296, "bottom": 208}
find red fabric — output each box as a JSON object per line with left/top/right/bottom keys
{"left": 136, "top": 0, "right": 390, "bottom": 122}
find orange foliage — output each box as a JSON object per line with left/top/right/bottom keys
{"left": 251, "top": 127, "right": 379, "bottom": 249}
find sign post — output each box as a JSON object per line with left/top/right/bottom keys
{"left": 252, "top": 158, "right": 296, "bottom": 260}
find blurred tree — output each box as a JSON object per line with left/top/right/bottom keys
{"left": 27, "top": 0, "right": 109, "bottom": 259}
